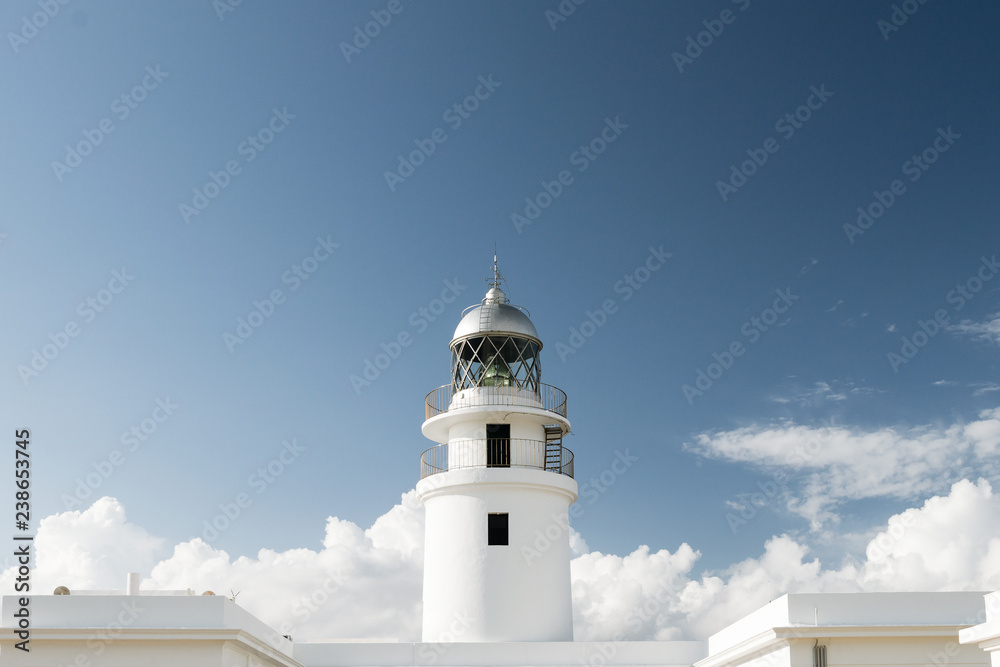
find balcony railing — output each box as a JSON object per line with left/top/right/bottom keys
{"left": 420, "top": 439, "right": 574, "bottom": 479}
{"left": 424, "top": 383, "right": 568, "bottom": 421}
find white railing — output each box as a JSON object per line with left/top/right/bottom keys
{"left": 420, "top": 439, "right": 574, "bottom": 479}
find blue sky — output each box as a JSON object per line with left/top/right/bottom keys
{"left": 3, "top": 0, "right": 999, "bottom": 604}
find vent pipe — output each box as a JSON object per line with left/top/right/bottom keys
{"left": 813, "top": 643, "right": 827, "bottom": 667}
{"left": 126, "top": 572, "right": 141, "bottom": 596}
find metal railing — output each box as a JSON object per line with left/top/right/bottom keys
{"left": 424, "top": 383, "right": 568, "bottom": 420}
{"left": 420, "top": 439, "right": 575, "bottom": 479}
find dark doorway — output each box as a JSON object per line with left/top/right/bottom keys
{"left": 486, "top": 423, "right": 510, "bottom": 467}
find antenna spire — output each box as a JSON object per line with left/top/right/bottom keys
{"left": 483, "top": 246, "right": 509, "bottom": 304}
{"left": 488, "top": 245, "right": 503, "bottom": 290}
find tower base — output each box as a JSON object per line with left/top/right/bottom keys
{"left": 418, "top": 467, "right": 578, "bottom": 643}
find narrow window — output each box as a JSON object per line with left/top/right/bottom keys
{"left": 488, "top": 513, "right": 509, "bottom": 546}
{"left": 486, "top": 423, "right": 510, "bottom": 467}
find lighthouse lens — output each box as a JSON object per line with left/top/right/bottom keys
{"left": 451, "top": 335, "right": 540, "bottom": 391}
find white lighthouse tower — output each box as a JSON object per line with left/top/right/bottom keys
{"left": 417, "top": 258, "right": 577, "bottom": 643}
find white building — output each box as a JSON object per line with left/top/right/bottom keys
{"left": 4, "top": 264, "right": 1000, "bottom": 666}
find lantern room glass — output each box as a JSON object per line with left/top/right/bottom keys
{"left": 450, "top": 335, "right": 541, "bottom": 393}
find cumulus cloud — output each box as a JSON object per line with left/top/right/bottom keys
{"left": 572, "top": 478, "right": 1000, "bottom": 640}
{"left": 4, "top": 481, "right": 999, "bottom": 643}
{"left": 0, "top": 492, "right": 425, "bottom": 641}
{"left": 6, "top": 497, "right": 165, "bottom": 591}
{"left": 570, "top": 536, "right": 861, "bottom": 641}
{"left": 150, "top": 490, "right": 425, "bottom": 640}
{"left": 860, "top": 478, "right": 1000, "bottom": 591}
{"left": 686, "top": 408, "right": 1000, "bottom": 528}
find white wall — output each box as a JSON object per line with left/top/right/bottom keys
{"left": 293, "top": 639, "right": 707, "bottom": 666}
{"left": 702, "top": 593, "right": 991, "bottom": 667}
{"left": 418, "top": 467, "right": 577, "bottom": 643}
{"left": 708, "top": 592, "right": 990, "bottom": 658}
{"left": 0, "top": 595, "right": 298, "bottom": 667}
{"left": 960, "top": 592, "right": 1000, "bottom": 667}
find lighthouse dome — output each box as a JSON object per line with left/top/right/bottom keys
{"left": 452, "top": 285, "right": 540, "bottom": 344}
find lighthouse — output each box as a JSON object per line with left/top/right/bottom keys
{"left": 417, "top": 257, "right": 577, "bottom": 643}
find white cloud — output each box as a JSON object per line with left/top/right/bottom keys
{"left": 859, "top": 478, "right": 1000, "bottom": 591}
{"left": 686, "top": 408, "right": 1000, "bottom": 529}
{"left": 963, "top": 408, "right": 1000, "bottom": 457}
{"left": 570, "top": 536, "right": 861, "bottom": 641}
{"left": 930, "top": 380, "right": 1000, "bottom": 395}
{"left": 768, "top": 380, "right": 873, "bottom": 407}
{"left": 0, "top": 493, "right": 425, "bottom": 642}
{"left": 573, "top": 479, "right": 1000, "bottom": 640}
{"left": 151, "top": 491, "right": 426, "bottom": 641}
{"left": 950, "top": 312, "right": 1000, "bottom": 345}
{"left": 569, "top": 527, "right": 590, "bottom": 557}
{"left": 571, "top": 543, "right": 702, "bottom": 641}
{"left": 13, "top": 497, "right": 164, "bottom": 591}
{"left": 4, "top": 481, "right": 999, "bottom": 643}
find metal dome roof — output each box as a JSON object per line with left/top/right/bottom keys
{"left": 452, "top": 299, "right": 539, "bottom": 342}
{"left": 452, "top": 254, "right": 540, "bottom": 343}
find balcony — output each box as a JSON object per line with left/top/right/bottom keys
{"left": 424, "top": 383, "right": 568, "bottom": 421}
{"left": 420, "top": 438, "right": 575, "bottom": 479}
